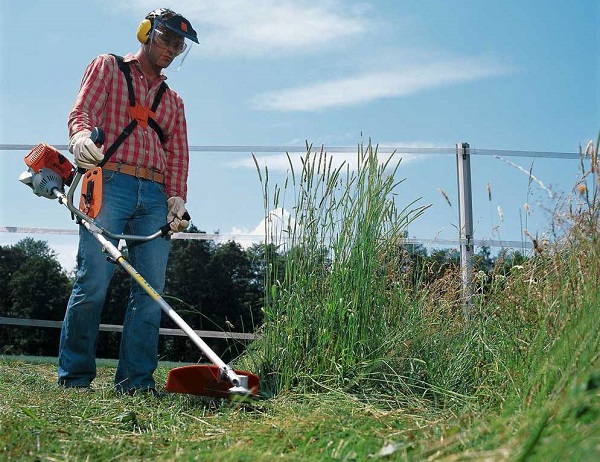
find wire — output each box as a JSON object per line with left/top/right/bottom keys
{"left": 0, "top": 144, "right": 579, "bottom": 158}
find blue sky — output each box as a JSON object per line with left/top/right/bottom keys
{"left": 0, "top": 0, "right": 598, "bottom": 271}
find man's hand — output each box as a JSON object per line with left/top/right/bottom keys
{"left": 69, "top": 129, "right": 104, "bottom": 169}
{"left": 167, "top": 196, "right": 190, "bottom": 233}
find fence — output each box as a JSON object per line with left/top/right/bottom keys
{"left": 0, "top": 141, "right": 582, "bottom": 334}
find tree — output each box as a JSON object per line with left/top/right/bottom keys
{"left": 164, "top": 225, "right": 215, "bottom": 329}
{"left": 473, "top": 246, "right": 495, "bottom": 274}
{"left": 13, "top": 238, "right": 59, "bottom": 260}
{"left": 161, "top": 229, "right": 265, "bottom": 362}
{"left": 206, "top": 241, "right": 263, "bottom": 333}
{"left": 162, "top": 226, "right": 216, "bottom": 361}
{"left": 0, "top": 238, "right": 72, "bottom": 356}
{"left": 0, "top": 246, "right": 24, "bottom": 316}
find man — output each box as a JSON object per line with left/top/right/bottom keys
{"left": 58, "top": 8, "right": 198, "bottom": 394}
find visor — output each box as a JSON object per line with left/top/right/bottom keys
{"left": 157, "top": 15, "right": 199, "bottom": 44}
{"left": 149, "top": 19, "right": 198, "bottom": 71}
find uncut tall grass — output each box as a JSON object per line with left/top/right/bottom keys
{"left": 248, "top": 142, "right": 429, "bottom": 396}
{"left": 242, "top": 136, "right": 599, "bottom": 449}
{"left": 452, "top": 137, "right": 600, "bottom": 459}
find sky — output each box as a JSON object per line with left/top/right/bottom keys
{"left": 0, "top": 0, "right": 598, "bottom": 272}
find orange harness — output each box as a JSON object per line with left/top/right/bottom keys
{"left": 129, "top": 102, "right": 156, "bottom": 129}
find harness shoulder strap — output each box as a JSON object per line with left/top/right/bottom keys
{"left": 111, "top": 54, "right": 168, "bottom": 111}
{"left": 148, "top": 81, "right": 168, "bottom": 143}
{"left": 111, "top": 54, "right": 136, "bottom": 107}
{"left": 152, "top": 81, "right": 168, "bottom": 111}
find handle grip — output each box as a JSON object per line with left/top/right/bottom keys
{"left": 75, "top": 127, "right": 106, "bottom": 174}
{"left": 90, "top": 127, "right": 105, "bottom": 147}
{"left": 160, "top": 212, "right": 192, "bottom": 237}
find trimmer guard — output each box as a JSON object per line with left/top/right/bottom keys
{"left": 165, "top": 364, "right": 260, "bottom": 399}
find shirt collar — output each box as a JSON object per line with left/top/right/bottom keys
{"left": 123, "top": 53, "right": 168, "bottom": 82}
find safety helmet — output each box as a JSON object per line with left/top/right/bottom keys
{"left": 137, "top": 8, "right": 199, "bottom": 46}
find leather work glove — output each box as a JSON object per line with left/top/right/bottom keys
{"left": 167, "top": 196, "right": 190, "bottom": 233}
{"left": 69, "top": 129, "right": 104, "bottom": 169}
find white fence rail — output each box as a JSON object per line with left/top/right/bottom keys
{"left": 0, "top": 143, "right": 580, "bottom": 159}
{"left": 0, "top": 316, "right": 256, "bottom": 340}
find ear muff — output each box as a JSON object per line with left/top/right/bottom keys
{"left": 136, "top": 18, "right": 153, "bottom": 44}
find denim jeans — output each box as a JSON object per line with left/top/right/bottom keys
{"left": 58, "top": 169, "right": 170, "bottom": 391}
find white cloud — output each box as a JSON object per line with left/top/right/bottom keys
{"left": 251, "top": 57, "right": 514, "bottom": 111}
{"left": 260, "top": 208, "right": 297, "bottom": 243}
{"left": 52, "top": 242, "right": 78, "bottom": 273}
{"left": 159, "top": 0, "right": 367, "bottom": 57}
{"left": 228, "top": 208, "right": 296, "bottom": 248}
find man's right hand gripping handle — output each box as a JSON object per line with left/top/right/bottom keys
{"left": 69, "top": 129, "right": 105, "bottom": 170}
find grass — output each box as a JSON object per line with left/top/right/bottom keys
{"left": 1, "top": 140, "right": 599, "bottom": 461}
{"left": 0, "top": 358, "right": 457, "bottom": 461}
{"left": 247, "top": 143, "right": 430, "bottom": 396}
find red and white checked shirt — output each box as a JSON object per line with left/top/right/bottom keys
{"left": 68, "top": 53, "right": 189, "bottom": 201}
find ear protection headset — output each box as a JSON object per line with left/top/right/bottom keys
{"left": 136, "top": 8, "right": 171, "bottom": 44}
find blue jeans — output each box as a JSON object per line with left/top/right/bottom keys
{"left": 58, "top": 169, "right": 170, "bottom": 391}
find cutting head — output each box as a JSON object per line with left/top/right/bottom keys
{"left": 165, "top": 364, "right": 260, "bottom": 400}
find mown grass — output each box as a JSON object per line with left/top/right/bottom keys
{"left": 0, "top": 358, "right": 469, "bottom": 461}
{"left": 1, "top": 140, "right": 599, "bottom": 461}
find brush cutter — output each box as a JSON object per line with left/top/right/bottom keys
{"left": 18, "top": 131, "right": 260, "bottom": 400}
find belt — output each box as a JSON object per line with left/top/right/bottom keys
{"left": 102, "top": 162, "right": 164, "bottom": 184}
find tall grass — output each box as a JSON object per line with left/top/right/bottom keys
{"left": 247, "top": 142, "right": 430, "bottom": 396}
{"left": 439, "top": 134, "right": 600, "bottom": 459}
{"left": 243, "top": 137, "right": 599, "bottom": 422}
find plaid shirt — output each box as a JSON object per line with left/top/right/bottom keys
{"left": 68, "top": 53, "right": 189, "bottom": 200}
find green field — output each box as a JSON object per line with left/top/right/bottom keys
{"left": 1, "top": 144, "right": 599, "bottom": 461}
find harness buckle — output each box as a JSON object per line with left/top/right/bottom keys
{"left": 128, "top": 103, "right": 156, "bottom": 129}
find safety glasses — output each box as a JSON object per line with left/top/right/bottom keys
{"left": 152, "top": 27, "right": 187, "bottom": 55}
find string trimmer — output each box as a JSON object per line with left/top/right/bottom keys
{"left": 18, "top": 130, "right": 260, "bottom": 400}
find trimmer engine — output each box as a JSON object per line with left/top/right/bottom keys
{"left": 19, "top": 143, "right": 75, "bottom": 199}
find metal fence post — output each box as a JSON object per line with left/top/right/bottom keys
{"left": 456, "top": 142, "right": 474, "bottom": 321}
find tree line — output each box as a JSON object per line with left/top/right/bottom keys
{"left": 0, "top": 226, "right": 266, "bottom": 363}
{"left": 0, "top": 228, "right": 528, "bottom": 362}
